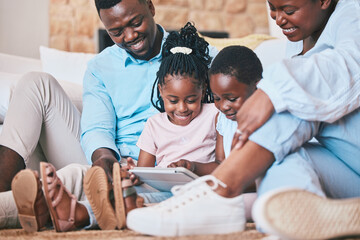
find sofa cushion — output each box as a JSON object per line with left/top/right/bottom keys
{"left": 202, "top": 34, "right": 275, "bottom": 51}
{"left": 40, "top": 46, "right": 95, "bottom": 85}
{"left": 0, "top": 72, "right": 21, "bottom": 123}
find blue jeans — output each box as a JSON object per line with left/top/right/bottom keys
{"left": 249, "top": 108, "right": 360, "bottom": 199}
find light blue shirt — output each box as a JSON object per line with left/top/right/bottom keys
{"left": 216, "top": 112, "right": 237, "bottom": 158}
{"left": 258, "top": 0, "right": 360, "bottom": 123}
{"left": 81, "top": 25, "right": 218, "bottom": 164}
{"left": 81, "top": 26, "right": 168, "bottom": 163}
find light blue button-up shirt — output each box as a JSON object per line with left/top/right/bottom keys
{"left": 81, "top": 26, "right": 168, "bottom": 164}
{"left": 258, "top": 0, "right": 360, "bottom": 123}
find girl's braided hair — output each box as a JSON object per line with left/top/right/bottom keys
{"left": 151, "top": 22, "right": 213, "bottom": 112}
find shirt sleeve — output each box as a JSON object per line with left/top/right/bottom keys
{"left": 80, "top": 66, "right": 120, "bottom": 164}
{"left": 136, "top": 117, "right": 157, "bottom": 156}
{"left": 258, "top": 0, "right": 360, "bottom": 123}
{"left": 216, "top": 112, "right": 225, "bottom": 136}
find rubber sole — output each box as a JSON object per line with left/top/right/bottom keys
{"left": 83, "top": 166, "right": 117, "bottom": 230}
{"left": 11, "top": 170, "right": 39, "bottom": 232}
{"left": 112, "top": 163, "right": 126, "bottom": 229}
{"left": 253, "top": 188, "right": 360, "bottom": 240}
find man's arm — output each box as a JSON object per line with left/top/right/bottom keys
{"left": 81, "top": 67, "right": 121, "bottom": 166}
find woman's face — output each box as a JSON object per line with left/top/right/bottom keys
{"left": 267, "top": 0, "right": 330, "bottom": 42}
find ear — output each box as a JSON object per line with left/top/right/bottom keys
{"left": 320, "top": 0, "right": 332, "bottom": 10}
{"left": 147, "top": 0, "right": 155, "bottom": 16}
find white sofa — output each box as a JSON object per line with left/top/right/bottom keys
{"left": 0, "top": 47, "right": 95, "bottom": 134}
{"left": 0, "top": 38, "right": 287, "bottom": 135}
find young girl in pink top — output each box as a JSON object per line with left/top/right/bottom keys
{"left": 127, "top": 22, "right": 219, "bottom": 174}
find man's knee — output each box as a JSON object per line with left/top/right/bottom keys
{"left": 15, "top": 72, "right": 59, "bottom": 93}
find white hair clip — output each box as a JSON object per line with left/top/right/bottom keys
{"left": 170, "top": 46, "right": 192, "bottom": 55}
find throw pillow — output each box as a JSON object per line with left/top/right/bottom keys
{"left": 40, "top": 46, "right": 95, "bottom": 85}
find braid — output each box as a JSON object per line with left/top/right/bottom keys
{"left": 151, "top": 22, "right": 213, "bottom": 112}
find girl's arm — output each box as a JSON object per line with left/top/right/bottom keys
{"left": 167, "top": 160, "right": 220, "bottom": 177}
{"left": 137, "top": 149, "right": 156, "bottom": 167}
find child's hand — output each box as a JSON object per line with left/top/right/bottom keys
{"left": 129, "top": 172, "right": 142, "bottom": 186}
{"left": 122, "top": 157, "right": 136, "bottom": 171}
{"left": 124, "top": 157, "right": 142, "bottom": 185}
{"left": 167, "top": 159, "right": 195, "bottom": 172}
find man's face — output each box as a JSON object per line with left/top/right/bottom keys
{"left": 100, "top": 0, "right": 161, "bottom": 60}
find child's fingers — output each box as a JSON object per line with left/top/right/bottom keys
{"left": 130, "top": 173, "right": 141, "bottom": 185}
{"left": 126, "top": 157, "right": 136, "bottom": 169}
{"left": 167, "top": 162, "right": 178, "bottom": 168}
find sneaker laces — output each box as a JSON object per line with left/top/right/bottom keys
{"left": 154, "top": 175, "right": 227, "bottom": 211}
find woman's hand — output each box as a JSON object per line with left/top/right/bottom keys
{"left": 167, "top": 159, "right": 195, "bottom": 172}
{"left": 232, "top": 89, "right": 274, "bottom": 149}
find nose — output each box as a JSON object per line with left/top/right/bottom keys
{"left": 178, "top": 101, "right": 188, "bottom": 113}
{"left": 275, "top": 11, "right": 286, "bottom": 27}
{"left": 219, "top": 100, "right": 230, "bottom": 113}
{"left": 123, "top": 27, "right": 138, "bottom": 43}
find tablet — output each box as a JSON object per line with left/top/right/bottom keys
{"left": 129, "top": 167, "right": 198, "bottom": 192}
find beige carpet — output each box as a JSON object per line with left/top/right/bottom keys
{"left": 0, "top": 223, "right": 267, "bottom": 240}
{"left": 2, "top": 223, "right": 360, "bottom": 240}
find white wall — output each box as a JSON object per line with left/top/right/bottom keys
{"left": 0, "top": 0, "right": 49, "bottom": 59}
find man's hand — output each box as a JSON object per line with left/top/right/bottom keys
{"left": 91, "top": 148, "right": 118, "bottom": 183}
{"left": 167, "top": 159, "right": 195, "bottom": 172}
{"left": 232, "top": 89, "right": 274, "bottom": 149}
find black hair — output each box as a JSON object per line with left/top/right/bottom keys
{"left": 209, "top": 45, "right": 262, "bottom": 86}
{"left": 94, "top": 0, "right": 147, "bottom": 16}
{"left": 151, "top": 22, "right": 213, "bottom": 112}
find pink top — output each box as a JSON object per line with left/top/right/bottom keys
{"left": 137, "top": 104, "right": 218, "bottom": 168}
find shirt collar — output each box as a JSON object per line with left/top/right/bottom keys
{"left": 124, "top": 25, "right": 168, "bottom": 67}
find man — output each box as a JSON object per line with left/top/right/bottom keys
{"left": 0, "top": 0, "right": 165, "bottom": 230}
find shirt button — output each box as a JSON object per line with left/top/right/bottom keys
{"left": 149, "top": 61, "right": 153, "bottom": 65}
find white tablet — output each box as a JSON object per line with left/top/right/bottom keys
{"left": 129, "top": 167, "right": 198, "bottom": 192}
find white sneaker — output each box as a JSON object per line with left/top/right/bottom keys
{"left": 253, "top": 188, "right": 360, "bottom": 240}
{"left": 126, "top": 175, "right": 246, "bottom": 236}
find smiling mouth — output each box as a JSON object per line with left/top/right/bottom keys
{"left": 127, "top": 38, "right": 145, "bottom": 51}
{"left": 225, "top": 113, "right": 236, "bottom": 119}
{"left": 283, "top": 27, "right": 297, "bottom": 34}
{"left": 175, "top": 114, "right": 191, "bottom": 121}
